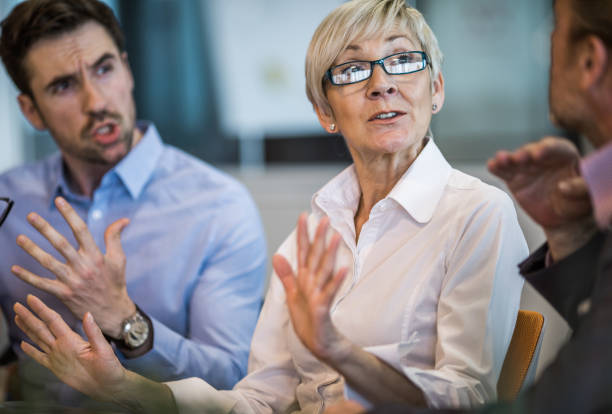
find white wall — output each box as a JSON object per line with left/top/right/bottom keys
{"left": 426, "top": 0, "right": 554, "bottom": 160}
{"left": 204, "top": 0, "right": 343, "bottom": 138}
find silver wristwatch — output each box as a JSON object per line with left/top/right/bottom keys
{"left": 120, "top": 310, "right": 150, "bottom": 349}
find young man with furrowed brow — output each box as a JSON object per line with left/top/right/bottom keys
{"left": 0, "top": 0, "right": 266, "bottom": 408}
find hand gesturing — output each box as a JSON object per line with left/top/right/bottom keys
{"left": 14, "top": 295, "right": 127, "bottom": 402}
{"left": 274, "top": 214, "right": 349, "bottom": 361}
{"left": 11, "top": 197, "right": 135, "bottom": 338}
{"left": 488, "top": 137, "right": 592, "bottom": 229}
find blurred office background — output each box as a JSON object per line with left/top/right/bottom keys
{"left": 0, "top": 0, "right": 571, "bottom": 387}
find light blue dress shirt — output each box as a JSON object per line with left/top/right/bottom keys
{"left": 0, "top": 122, "right": 267, "bottom": 405}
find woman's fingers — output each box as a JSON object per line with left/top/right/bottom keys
{"left": 294, "top": 215, "right": 344, "bottom": 292}
{"left": 315, "top": 232, "right": 342, "bottom": 290}
{"left": 323, "top": 267, "right": 348, "bottom": 306}
{"left": 15, "top": 295, "right": 89, "bottom": 364}
{"left": 306, "top": 217, "right": 330, "bottom": 272}
{"left": 13, "top": 302, "right": 54, "bottom": 354}
{"left": 293, "top": 214, "right": 345, "bottom": 304}
{"left": 20, "top": 340, "right": 51, "bottom": 369}
{"left": 273, "top": 254, "right": 298, "bottom": 302}
{"left": 14, "top": 315, "right": 52, "bottom": 354}
{"left": 26, "top": 294, "right": 74, "bottom": 339}
{"left": 296, "top": 213, "right": 310, "bottom": 269}
{"left": 82, "top": 312, "right": 110, "bottom": 354}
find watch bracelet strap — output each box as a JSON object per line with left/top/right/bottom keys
{"left": 110, "top": 304, "right": 154, "bottom": 359}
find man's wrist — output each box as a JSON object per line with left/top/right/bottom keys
{"left": 104, "top": 299, "right": 137, "bottom": 339}
{"left": 112, "top": 305, "right": 154, "bottom": 358}
{"left": 544, "top": 216, "right": 598, "bottom": 261}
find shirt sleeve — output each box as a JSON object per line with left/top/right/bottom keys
{"left": 401, "top": 192, "right": 527, "bottom": 408}
{"left": 166, "top": 378, "right": 242, "bottom": 414}
{"left": 168, "top": 231, "right": 302, "bottom": 414}
{"left": 230, "top": 231, "right": 302, "bottom": 413}
{"left": 477, "top": 234, "right": 612, "bottom": 414}
{"left": 119, "top": 192, "right": 267, "bottom": 390}
{"left": 519, "top": 232, "right": 607, "bottom": 329}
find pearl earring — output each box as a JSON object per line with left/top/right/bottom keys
{"left": 330, "top": 123, "right": 336, "bottom": 132}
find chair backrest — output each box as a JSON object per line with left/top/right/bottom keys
{"left": 497, "top": 310, "right": 545, "bottom": 401}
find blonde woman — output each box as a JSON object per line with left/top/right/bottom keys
{"left": 14, "top": 0, "right": 527, "bottom": 412}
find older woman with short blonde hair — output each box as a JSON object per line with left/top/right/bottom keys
{"left": 14, "top": 0, "right": 527, "bottom": 412}
{"left": 305, "top": 0, "right": 443, "bottom": 115}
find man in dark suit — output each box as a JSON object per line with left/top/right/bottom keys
{"left": 480, "top": 0, "right": 612, "bottom": 411}
{"left": 328, "top": 0, "right": 612, "bottom": 412}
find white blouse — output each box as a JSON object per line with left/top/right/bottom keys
{"left": 167, "top": 139, "right": 528, "bottom": 413}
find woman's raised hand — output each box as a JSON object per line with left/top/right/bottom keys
{"left": 274, "top": 214, "right": 349, "bottom": 362}
{"left": 14, "top": 294, "right": 128, "bottom": 402}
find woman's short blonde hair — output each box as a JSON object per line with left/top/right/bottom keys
{"left": 305, "top": 0, "right": 443, "bottom": 116}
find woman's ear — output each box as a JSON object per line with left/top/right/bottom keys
{"left": 431, "top": 72, "right": 445, "bottom": 114}
{"left": 314, "top": 105, "right": 337, "bottom": 133}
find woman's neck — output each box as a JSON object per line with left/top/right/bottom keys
{"left": 352, "top": 138, "right": 427, "bottom": 240}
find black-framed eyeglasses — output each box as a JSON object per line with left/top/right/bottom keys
{"left": 0, "top": 197, "right": 14, "bottom": 227}
{"left": 326, "top": 51, "right": 429, "bottom": 86}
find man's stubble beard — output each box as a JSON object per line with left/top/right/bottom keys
{"left": 548, "top": 62, "right": 584, "bottom": 137}
{"left": 41, "top": 108, "right": 136, "bottom": 167}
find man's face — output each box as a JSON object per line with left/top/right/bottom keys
{"left": 549, "top": 0, "right": 584, "bottom": 133}
{"left": 20, "top": 21, "right": 137, "bottom": 167}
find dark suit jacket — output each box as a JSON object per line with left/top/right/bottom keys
{"left": 371, "top": 231, "right": 611, "bottom": 414}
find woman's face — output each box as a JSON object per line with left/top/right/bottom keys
{"left": 317, "top": 32, "right": 444, "bottom": 160}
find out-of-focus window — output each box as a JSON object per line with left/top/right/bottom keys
{"left": 1, "top": 0, "right": 564, "bottom": 168}
{"left": 422, "top": 0, "right": 558, "bottom": 161}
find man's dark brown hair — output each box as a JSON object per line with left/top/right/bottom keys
{"left": 569, "top": 0, "right": 612, "bottom": 48}
{"left": 0, "top": 0, "right": 125, "bottom": 97}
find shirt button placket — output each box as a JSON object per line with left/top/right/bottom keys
{"left": 91, "top": 209, "right": 103, "bottom": 221}
{"left": 88, "top": 208, "right": 104, "bottom": 247}
{"left": 88, "top": 189, "right": 109, "bottom": 247}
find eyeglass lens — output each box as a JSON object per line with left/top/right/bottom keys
{"left": 329, "top": 52, "right": 426, "bottom": 85}
{"left": 0, "top": 198, "right": 13, "bottom": 227}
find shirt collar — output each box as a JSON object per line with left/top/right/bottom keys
{"left": 312, "top": 138, "right": 452, "bottom": 224}
{"left": 312, "top": 165, "right": 361, "bottom": 217}
{"left": 50, "top": 153, "right": 72, "bottom": 209}
{"left": 50, "top": 121, "right": 163, "bottom": 206}
{"left": 580, "top": 140, "right": 612, "bottom": 230}
{"left": 114, "top": 121, "right": 164, "bottom": 200}
{"left": 386, "top": 138, "right": 452, "bottom": 223}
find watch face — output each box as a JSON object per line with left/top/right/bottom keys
{"left": 122, "top": 313, "right": 150, "bottom": 348}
